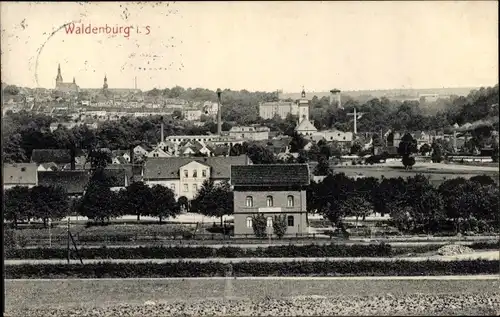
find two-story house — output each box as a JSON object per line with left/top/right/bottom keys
{"left": 142, "top": 155, "right": 251, "bottom": 201}
{"left": 230, "top": 164, "right": 310, "bottom": 236}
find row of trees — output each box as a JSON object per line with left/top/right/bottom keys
{"left": 308, "top": 173, "right": 499, "bottom": 234}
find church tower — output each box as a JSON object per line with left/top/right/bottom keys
{"left": 298, "top": 86, "right": 309, "bottom": 122}
{"left": 73, "top": 77, "right": 76, "bottom": 84}
{"left": 103, "top": 74, "right": 108, "bottom": 89}
{"left": 55, "top": 64, "right": 63, "bottom": 87}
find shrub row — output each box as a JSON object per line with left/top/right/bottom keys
{"left": 5, "top": 243, "right": 392, "bottom": 259}
{"left": 5, "top": 241, "right": 498, "bottom": 260}
{"left": 5, "top": 260, "right": 498, "bottom": 278}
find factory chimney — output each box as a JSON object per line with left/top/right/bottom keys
{"left": 216, "top": 88, "right": 222, "bottom": 136}
{"left": 70, "top": 147, "right": 76, "bottom": 170}
{"left": 160, "top": 116, "right": 164, "bottom": 142}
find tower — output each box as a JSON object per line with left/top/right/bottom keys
{"left": 55, "top": 64, "right": 63, "bottom": 85}
{"left": 73, "top": 77, "right": 76, "bottom": 84}
{"left": 103, "top": 74, "right": 108, "bottom": 90}
{"left": 330, "top": 89, "right": 342, "bottom": 109}
{"left": 298, "top": 86, "right": 309, "bottom": 122}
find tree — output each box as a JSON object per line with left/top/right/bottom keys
{"left": 77, "top": 186, "right": 122, "bottom": 223}
{"left": 469, "top": 175, "right": 496, "bottom": 186}
{"left": 398, "top": 133, "right": 418, "bottom": 169}
{"left": 252, "top": 213, "right": 267, "bottom": 238}
{"left": 314, "top": 155, "right": 331, "bottom": 176}
{"left": 121, "top": 181, "right": 154, "bottom": 221}
{"left": 191, "top": 180, "right": 233, "bottom": 227}
{"left": 431, "top": 142, "right": 444, "bottom": 163}
{"left": 30, "top": 185, "right": 69, "bottom": 227}
{"left": 297, "top": 149, "right": 308, "bottom": 163}
{"left": 229, "top": 143, "right": 243, "bottom": 156}
{"left": 272, "top": 214, "right": 288, "bottom": 239}
{"left": 339, "top": 195, "right": 372, "bottom": 228}
{"left": 4, "top": 186, "right": 33, "bottom": 228}
{"left": 149, "top": 185, "right": 179, "bottom": 223}
{"left": 289, "top": 132, "right": 307, "bottom": 152}
{"left": 419, "top": 143, "right": 431, "bottom": 156}
{"left": 492, "top": 144, "right": 499, "bottom": 163}
{"left": 245, "top": 144, "right": 276, "bottom": 164}
{"left": 402, "top": 156, "right": 416, "bottom": 170}
{"left": 350, "top": 143, "right": 362, "bottom": 155}
{"left": 313, "top": 173, "right": 355, "bottom": 226}
{"left": 439, "top": 178, "right": 469, "bottom": 233}
{"left": 373, "top": 177, "right": 406, "bottom": 216}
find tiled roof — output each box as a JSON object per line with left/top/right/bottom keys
{"left": 4, "top": 163, "right": 38, "bottom": 185}
{"left": 295, "top": 118, "right": 317, "bottom": 132}
{"left": 31, "top": 149, "right": 72, "bottom": 164}
{"left": 231, "top": 164, "right": 310, "bottom": 187}
{"left": 143, "top": 155, "right": 250, "bottom": 180}
{"left": 37, "top": 171, "right": 90, "bottom": 194}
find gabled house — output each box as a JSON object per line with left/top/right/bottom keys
{"left": 133, "top": 145, "right": 150, "bottom": 157}
{"left": 4, "top": 163, "right": 38, "bottom": 189}
{"left": 37, "top": 162, "right": 59, "bottom": 172}
{"left": 295, "top": 118, "right": 318, "bottom": 136}
{"left": 111, "top": 150, "right": 131, "bottom": 163}
{"left": 147, "top": 147, "right": 171, "bottom": 158}
{"left": 231, "top": 164, "right": 310, "bottom": 236}
{"left": 143, "top": 155, "right": 252, "bottom": 200}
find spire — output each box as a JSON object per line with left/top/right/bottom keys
{"left": 301, "top": 86, "right": 306, "bottom": 99}
{"left": 73, "top": 77, "right": 76, "bottom": 84}
{"left": 56, "top": 63, "right": 63, "bottom": 83}
{"left": 103, "top": 74, "right": 108, "bottom": 89}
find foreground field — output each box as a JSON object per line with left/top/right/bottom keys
{"left": 5, "top": 277, "right": 500, "bottom": 316}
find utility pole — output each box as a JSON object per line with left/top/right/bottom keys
{"left": 216, "top": 88, "right": 222, "bottom": 136}
{"left": 347, "top": 108, "right": 365, "bottom": 136}
{"left": 67, "top": 217, "right": 70, "bottom": 264}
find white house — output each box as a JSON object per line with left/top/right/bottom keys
{"left": 134, "top": 145, "right": 149, "bottom": 157}
{"left": 147, "top": 147, "right": 171, "bottom": 158}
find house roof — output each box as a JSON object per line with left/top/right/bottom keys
{"left": 231, "top": 164, "right": 310, "bottom": 187}
{"left": 3, "top": 163, "right": 38, "bottom": 185}
{"left": 31, "top": 149, "right": 73, "bottom": 164}
{"left": 143, "top": 155, "right": 250, "bottom": 180}
{"left": 295, "top": 118, "right": 317, "bottom": 132}
{"left": 37, "top": 171, "right": 90, "bottom": 194}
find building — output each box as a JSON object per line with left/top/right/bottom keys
{"left": 3, "top": 163, "right": 38, "bottom": 189}
{"left": 55, "top": 64, "right": 79, "bottom": 93}
{"left": 259, "top": 88, "right": 310, "bottom": 120}
{"left": 228, "top": 125, "right": 270, "bottom": 141}
{"left": 142, "top": 155, "right": 251, "bottom": 200}
{"left": 183, "top": 109, "right": 203, "bottom": 121}
{"left": 231, "top": 164, "right": 310, "bottom": 236}
{"left": 165, "top": 134, "right": 244, "bottom": 147}
{"left": 37, "top": 171, "right": 90, "bottom": 198}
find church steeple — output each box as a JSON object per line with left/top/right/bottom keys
{"left": 301, "top": 86, "right": 306, "bottom": 99}
{"left": 103, "top": 74, "right": 108, "bottom": 89}
{"left": 56, "top": 63, "right": 63, "bottom": 83}
{"left": 73, "top": 77, "right": 76, "bottom": 84}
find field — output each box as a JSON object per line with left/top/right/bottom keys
{"left": 5, "top": 277, "right": 500, "bottom": 316}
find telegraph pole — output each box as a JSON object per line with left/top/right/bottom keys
{"left": 67, "top": 217, "right": 70, "bottom": 264}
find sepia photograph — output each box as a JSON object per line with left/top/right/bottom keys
{"left": 1, "top": 1, "right": 499, "bottom": 316}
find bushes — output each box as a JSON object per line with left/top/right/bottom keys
{"left": 5, "top": 260, "right": 498, "bottom": 278}
{"left": 6, "top": 241, "right": 498, "bottom": 260}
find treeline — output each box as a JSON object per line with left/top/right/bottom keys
{"left": 3, "top": 172, "right": 181, "bottom": 228}
{"left": 308, "top": 173, "right": 499, "bottom": 235}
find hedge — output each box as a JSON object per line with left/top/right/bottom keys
{"left": 5, "top": 243, "right": 392, "bottom": 259}
{"left": 5, "top": 260, "right": 498, "bottom": 278}
{"left": 5, "top": 241, "right": 499, "bottom": 260}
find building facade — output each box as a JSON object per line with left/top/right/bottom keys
{"left": 228, "top": 125, "right": 270, "bottom": 141}
{"left": 142, "top": 155, "right": 251, "bottom": 200}
{"left": 3, "top": 163, "right": 38, "bottom": 189}
{"left": 259, "top": 89, "right": 310, "bottom": 120}
{"left": 231, "top": 164, "right": 310, "bottom": 236}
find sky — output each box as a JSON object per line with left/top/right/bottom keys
{"left": 0, "top": 1, "right": 498, "bottom": 92}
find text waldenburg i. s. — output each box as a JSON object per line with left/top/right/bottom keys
{"left": 64, "top": 23, "right": 150, "bottom": 38}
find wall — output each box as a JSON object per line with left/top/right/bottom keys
{"left": 233, "top": 190, "right": 308, "bottom": 235}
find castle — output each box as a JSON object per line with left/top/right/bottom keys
{"left": 55, "top": 64, "right": 80, "bottom": 93}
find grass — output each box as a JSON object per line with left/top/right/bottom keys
{"left": 5, "top": 278, "right": 499, "bottom": 310}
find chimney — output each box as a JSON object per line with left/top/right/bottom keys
{"left": 160, "top": 116, "right": 164, "bottom": 142}
{"left": 70, "top": 147, "right": 76, "bottom": 170}
{"left": 217, "top": 89, "right": 222, "bottom": 136}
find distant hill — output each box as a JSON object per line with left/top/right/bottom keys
{"left": 280, "top": 87, "right": 479, "bottom": 100}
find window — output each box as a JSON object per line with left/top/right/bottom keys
{"left": 246, "top": 217, "right": 252, "bottom": 228}
{"left": 183, "top": 170, "right": 188, "bottom": 177}
{"left": 193, "top": 170, "right": 197, "bottom": 178}
{"left": 193, "top": 184, "right": 198, "bottom": 191}
{"left": 202, "top": 170, "right": 207, "bottom": 177}
{"left": 245, "top": 196, "right": 253, "bottom": 207}
{"left": 266, "top": 196, "right": 273, "bottom": 207}
{"left": 183, "top": 184, "right": 188, "bottom": 192}
{"left": 287, "top": 215, "right": 294, "bottom": 227}
{"left": 170, "top": 184, "right": 175, "bottom": 191}
{"left": 287, "top": 195, "right": 294, "bottom": 207}
{"left": 267, "top": 217, "right": 273, "bottom": 227}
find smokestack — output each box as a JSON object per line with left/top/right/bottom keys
{"left": 70, "top": 147, "right": 76, "bottom": 170}
{"left": 160, "top": 116, "right": 164, "bottom": 142}
{"left": 216, "top": 88, "right": 222, "bottom": 136}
